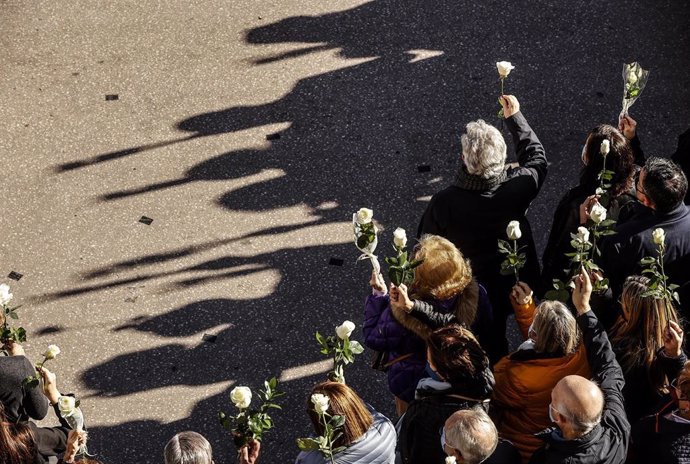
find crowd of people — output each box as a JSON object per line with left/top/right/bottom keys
{"left": 2, "top": 94, "right": 690, "bottom": 463}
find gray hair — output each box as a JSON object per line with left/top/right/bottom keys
{"left": 532, "top": 301, "right": 580, "bottom": 355}
{"left": 445, "top": 407, "right": 498, "bottom": 464}
{"left": 460, "top": 119, "right": 507, "bottom": 179}
{"left": 164, "top": 431, "right": 213, "bottom": 464}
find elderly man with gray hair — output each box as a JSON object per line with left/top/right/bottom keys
{"left": 443, "top": 407, "right": 520, "bottom": 463}
{"left": 528, "top": 269, "right": 629, "bottom": 464}
{"left": 418, "top": 95, "right": 547, "bottom": 361}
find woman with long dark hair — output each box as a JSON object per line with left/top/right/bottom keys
{"left": 610, "top": 275, "right": 686, "bottom": 422}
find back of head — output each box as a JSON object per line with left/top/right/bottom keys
{"left": 0, "top": 402, "right": 36, "bottom": 464}
{"left": 427, "top": 325, "right": 493, "bottom": 397}
{"left": 164, "top": 431, "right": 213, "bottom": 464}
{"left": 532, "top": 300, "right": 579, "bottom": 356}
{"left": 461, "top": 119, "right": 506, "bottom": 179}
{"left": 307, "top": 381, "right": 373, "bottom": 448}
{"left": 445, "top": 407, "right": 498, "bottom": 464}
{"left": 412, "top": 234, "right": 472, "bottom": 301}
{"left": 642, "top": 157, "right": 688, "bottom": 213}
{"left": 581, "top": 125, "right": 634, "bottom": 197}
{"left": 553, "top": 375, "right": 604, "bottom": 436}
{"left": 612, "top": 275, "right": 678, "bottom": 389}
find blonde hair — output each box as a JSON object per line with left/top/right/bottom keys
{"left": 611, "top": 275, "right": 679, "bottom": 393}
{"left": 411, "top": 235, "right": 472, "bottom": 301}
{"left": 532, "top": 301, "right": 580, "bottom": 355}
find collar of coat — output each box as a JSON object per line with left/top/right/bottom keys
{"left": 455, "top": 165, "right": 508, "bottom": 191}
{"left": 535, "top": 423, "right": 604, "bottom": 451}
{"left": 390, "top": 279, "right": 479, "bottom": 340}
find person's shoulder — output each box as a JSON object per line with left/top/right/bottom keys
{"left": 0, "top": 355, "right": 33, "bottom": 372}
{"left": 485, "top": 439, "right": 522, "bottom": 464}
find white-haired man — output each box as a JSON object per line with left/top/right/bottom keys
{"left": 418, "top": 96, "right": 547, "bottom": 361}
{"left": 529, "top": 269, "right": 629, "bottom": 463}
{"left": 443, "top": 407, "right": 521, "bottom": 464}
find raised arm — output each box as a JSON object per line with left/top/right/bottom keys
{"left": 572, "top": 270, "right": 630, "bottom": 438}
{"left": 502, "top": 95, "right": 548, "bottom": 190}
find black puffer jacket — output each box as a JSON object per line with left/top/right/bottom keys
{"left": 631, "top": 406, "right": 690, "bottom": 464}
{"left": 528, "top": 311, "right": 629, "bottom": 464}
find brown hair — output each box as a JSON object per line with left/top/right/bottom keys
{"left": 307, "top": 381, "right": 373, "bottom": 449}
{"left": 0, "top": 403, "right": 36, "bottom": 463}
{"left": 411, "top": 235, "right": 476, "bottom": 326}
{"left": 531, "top": 301, "right": 580, "bottom": 355}
{"left": 427, "top": 325, "right": 492, "bottom": 396}
{"left": 581, "top": 124, "right": 635, "bottom": 198}
{"left": 611, "top": 275, "right": 680, "bottom": 394}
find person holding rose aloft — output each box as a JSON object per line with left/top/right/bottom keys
{"left": 418, "top": 95, "right": 546, "bottom": 362}
{"left": 363, "top": 235, "right": 492, "bottom": 415}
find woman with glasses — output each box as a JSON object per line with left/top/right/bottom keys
{"left": 609, "top": 275, "right": 686, "bottom": 423}
{"left": 490, "top": 282, "right": 590, "bottom": 463}
{"left": 541, "top": 117, "right": 643, "bottom": 298}
{"left": 630, "top": 361, "right": 690, "bottom": 463}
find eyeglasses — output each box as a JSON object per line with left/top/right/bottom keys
{"left": 440, "top": 427, "right": 463, "bottom": 460}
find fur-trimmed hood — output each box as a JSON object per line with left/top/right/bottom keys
{"left": 391, "top": 278, "right": 480, "bottom": 340}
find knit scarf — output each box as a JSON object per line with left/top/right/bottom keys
{"left": 455, "top": 166, "right": 507, "bottom": 191}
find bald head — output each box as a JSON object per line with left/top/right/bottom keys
{"left": 552, "top": 375, "right": 604, "bottom": 436}
{"left": 444, "top": 407, "right": 497, "bottom": 464}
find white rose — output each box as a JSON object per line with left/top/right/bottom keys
{"left": 311, "top": 393, "right": 330, "bottom": 415}
{"left": 496, "top": 61, "right": 515, "bottom": 78}
{"left": 230, "top": 386, "right": 252, "bottom": 409}
{"left": 590, "top": 203, "right": 607, "bottom": 225}
{"left": 58, "top": 396, "right": 77, "bottom": 417}
{"left": 43, "top": 345, "right": 61, "bottom": 360}
{"left": 393, "top": 228, "right": 407, "bottom": 248}
{"left": 627, "top": 70, "right": 638, "bottom": 85}
{"left": 356, "top": 208, "right": 373, "bottom": 225}
{"left": 652, "top": 228, "right": 666, "bottom": 246}
{"left": 595, "top": 187, "right": 605, "bottom": 196}
{"left": 600, "top": 139, "right": 610, "bottom": 156}
{"left": 445, "top": 457, "right": 457, "bottom": 464}
{"left": 576, "top": 226, "right": 590, "bottom": 243}
{"left": 335, "top": 320, "right": 356, "bottom": 340}
{"left": 506, "top": 220, "right": 522, "bottom": 240}
{"left": 0, "top": 284, "right": 13, "bottom": 306}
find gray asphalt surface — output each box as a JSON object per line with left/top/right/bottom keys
{"left": 2, "top": 1, "right": 689, "bottom": 462}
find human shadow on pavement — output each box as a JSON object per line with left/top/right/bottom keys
{"left": 71, "top": 1, "right": 690, "bottom": 463}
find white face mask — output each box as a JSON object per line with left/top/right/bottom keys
{"left": 549, "top": 404, "right": 557, "bottom": 423}
{"left": 581, "top": 144, "right": 588, "bottom": 165}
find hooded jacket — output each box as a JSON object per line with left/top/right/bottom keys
{"left": 492, "top": 299, "right": 590, "bottom": 462}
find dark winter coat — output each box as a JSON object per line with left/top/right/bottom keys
{"left": 630, "top": 406, "right": 690, "bottom": 464}
{"left": 362, "top": 280, "right": 491, "bottom": 403}
{"left": 528, "top": 311, "right": 629, "bottom": 464}
{"left": 0, "top": 355, "right": 49, "bottom": 422}
{"left": 599, "top": 202, "right": 690, "bottom": 319}
{"left": 397, "top": 379, "right": 493, "bottom": 464}
{"left": 417, "top": 111, "right": 547, "bottom": 359}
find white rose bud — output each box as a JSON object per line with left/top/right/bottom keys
{"left": 356, "top": 208, "right": 373, "bottom": 225}
{"left": 43, "top": 345, "right": 61, "bottom": 360}
{"left": 311, "top": 393, "right": 330, "bottom": 415}
{"left": 393, "top": 228, "right": 407, "bottom": 248}
{"left": 230, "top": 386, "right": 252, "bottom": 409}
{"left": 590, "top": 203, "right": 607, "bottom": 225}
{"left": 652, "top": 228, "right": 666, "bottom": 246}
{"left": 496, "top": 61, "right": 515, "bottom": 78}
{"left": 335, "top": 320, "right": 356, "bottom": 340}
{"left": 58, "top": 396, "right": 77, "bottom": 416}
{"left": 445, "top": 457, "right": 457, "bottom": 464}
{"left": 628, "top": 70, "right": 638, "bottom": 85}
{"left": 600, "top": 139, "right": 610, "bottom": 156}
{"left": 506, "top": 220, "right": 522, "bottom": 240}
{"left": 0, "top": 284, "right": 13, "bottom": 306}
{"left": 577, "top": 226, "right": 590, "bottom": 243}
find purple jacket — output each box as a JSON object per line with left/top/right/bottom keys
{"left": 362, "top": 294, "right": 454, "bottom": 403}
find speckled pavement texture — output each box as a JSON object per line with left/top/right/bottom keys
{"left": 1, "top": 1, "right": 689, "bottom": 462}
